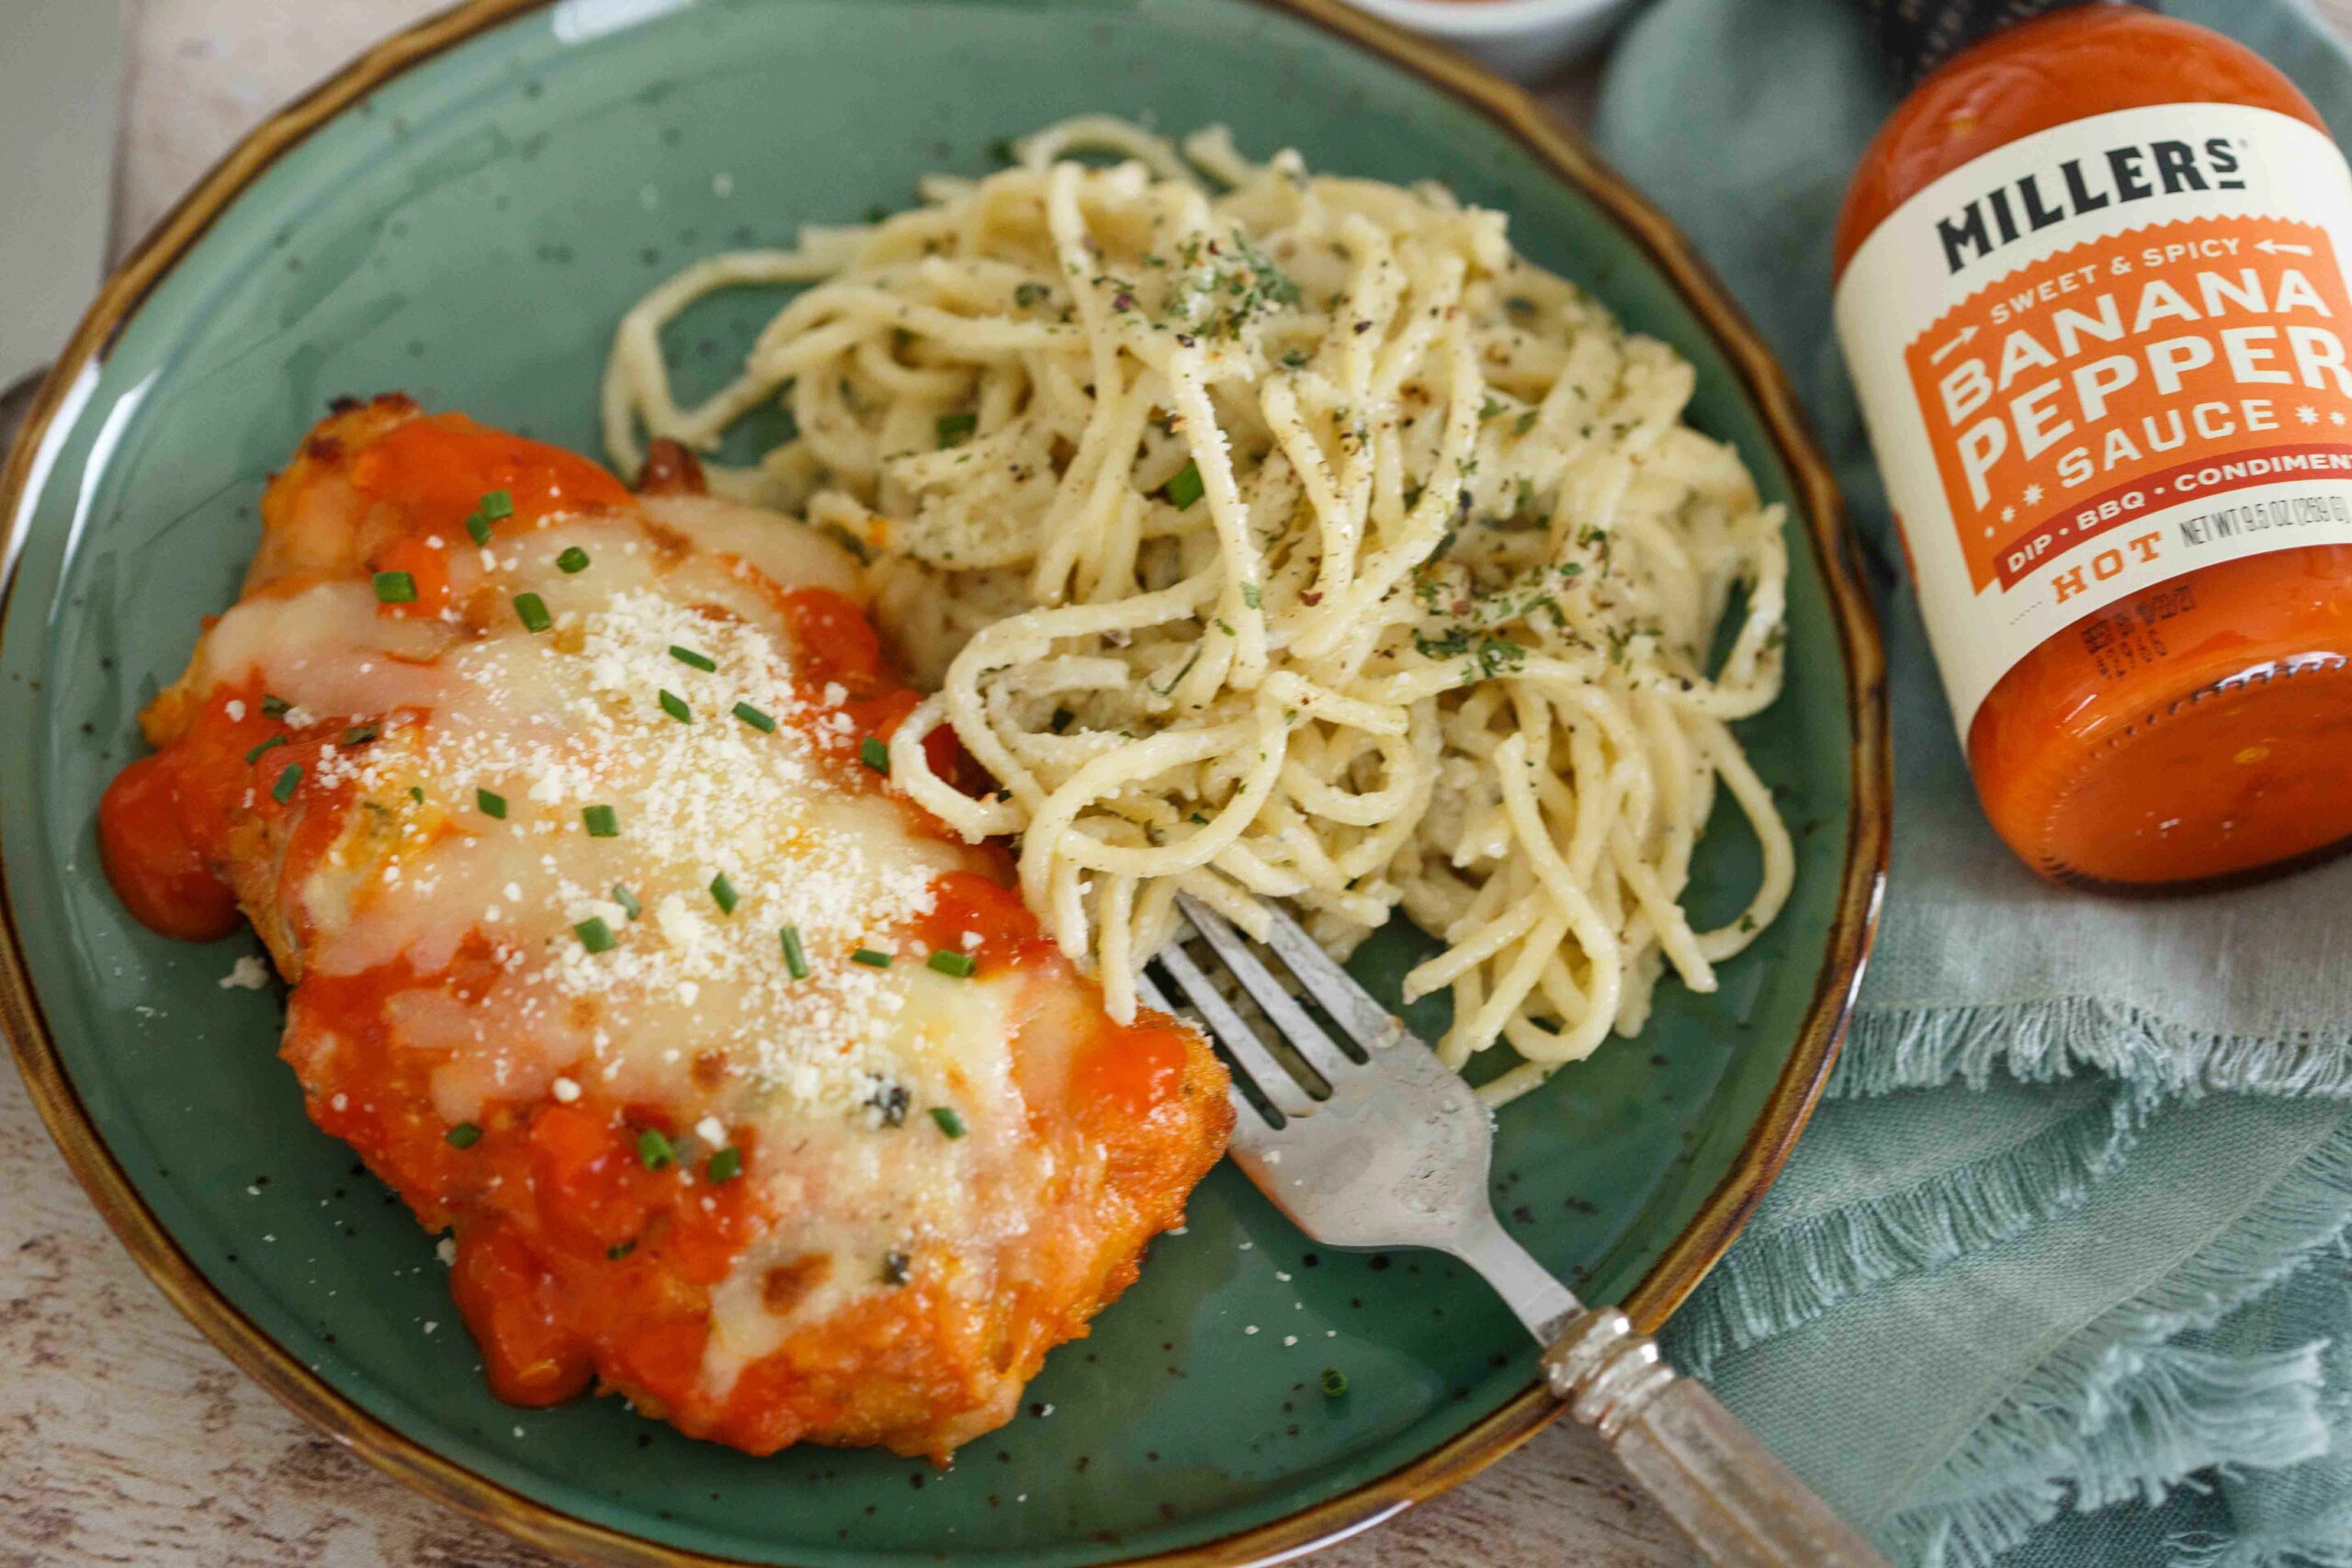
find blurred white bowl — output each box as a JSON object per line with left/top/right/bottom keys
{"left": 1340, "top": 0, "right": 1641, "bottom": 82}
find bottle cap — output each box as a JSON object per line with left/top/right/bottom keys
{"left": 1858, "top": 0, "right": 2143, "bottom": 84}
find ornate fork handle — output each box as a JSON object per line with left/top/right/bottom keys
{"left": 1153, "top": 897, "right": 1885, "bottom": 1568}
{"left": 1543, "top": 1310, "right": 1892, "bottom": 1568}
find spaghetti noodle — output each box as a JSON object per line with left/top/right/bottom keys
{"left": 604, "top": 118, "right": 1792, "bottom": 1104}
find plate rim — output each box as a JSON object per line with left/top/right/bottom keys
{"left": 0, "top": 0, "right": 1891, "bottom": 1562}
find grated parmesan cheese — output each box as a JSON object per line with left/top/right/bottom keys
{"left": 228, "top": 506, "right": 1073, "bottom": 1407}
{"left": 302, "top": 524, "right": 952, "bottom": 1128}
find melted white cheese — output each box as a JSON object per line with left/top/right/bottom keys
{"left": 200, "top": 507, "right": 1054, "bottom": 1399}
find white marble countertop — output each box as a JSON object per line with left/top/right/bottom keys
{"left": 3, "top": 1, "right": 1701, "bottom": 1563}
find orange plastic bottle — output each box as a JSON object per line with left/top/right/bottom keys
{"left": 1835, "top": 5, "right": 2352, "bottom": 890}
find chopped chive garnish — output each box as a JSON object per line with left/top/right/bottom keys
{"left": 341, "top": 722, "right": 379, "bottom": 745}
{"left": 555, "top": 546, "right": 591, "bottom": 574}
{"left": 260, "top": 694, "right": 290, "bottom": 718}
{"left": 1162, "top": 459, "right": 1204, "bottom": 510}
{"left": 706, "top": 1146, "right": 742, "bottom": 1182}
{"left": 465, "top": 511, "right": 493, "bottom": 546}
{"left": 481, "top": 489, "right": 514, "bottom": 519}
{"left": 927, "top": 950, "right": 977, "bottom": 979}
{"left": 636, "top": 1128, "right": 674, "bottom": 1170}
{"left": 1240, "top": 582, "right": 1261, "bottom": 609}
{"left": 881, "top": 1249, "right": 911, "bottom": 1286}
{"left": 731, "top": 701, "right": 775, "bottom": 733}
{"left": 935, "top": 412, "right": 978, "bottom": 447}
{"left": 606, "top": 1238, "right": 637, "bottom": 1260}
{"left": 514, "top": 592, "right": 552, "bottom": 633}
{"left": 476, "top": 787, "right": 508, "bottom": 819}
{"left": 709, "top": 873, "right": 739, "bottom": 914}
{"left": 612, "top": 883, "right": 641, "bottom": 920}
{"left": 582, "top": 804, "right": 619, "bottom": 838}
{"left": 859, "top": 736, "right": 889, "bottom": 774}
{"left": 371, "top": 570, "right": 418, "bottom": 604}
{"left": 780, "top": 926, "right": 809, "bottom": 978}
{"left": 658, "top": 688, "right": 692, "bottom": 723}
{"left": 409, "top": 785, "right": 425, "bottom": 804}
{"left": 1321, "top": 1367, "right": 1348, "bottom": 1398}
{"left": 575, "top": 916, "right": 616, "bottom": 953}
{"left": 1014, "top": 281, "right": 1049, "bottom": 307}
{"left": 271, "top": 763, "right": 303, "bottom": 804}
{"left": 852, "top": 948, "right": 893, "bottom": 968}
{"left": 244, "top": 735, "right": 287, "bottom": 765}
{"left": 669, "top": 645, "right": 716, "bottom": 671}
{"left": 446, "top": 1122, "right": 482, "bottom": 1149}
{"left": 929, "top": 1106, "right": 967, "bottom": 1138}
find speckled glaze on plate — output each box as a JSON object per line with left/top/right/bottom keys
{"left": 0, "top": 1, "right": 1886, "bottom": 1563}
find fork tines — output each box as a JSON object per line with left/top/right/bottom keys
{"left": 1140, "top": 895, "right": 1406, "bottom": 1120}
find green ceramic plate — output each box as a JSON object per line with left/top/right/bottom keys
{"left": 0, "top": 1, "right": 1884, "bottom": 1562}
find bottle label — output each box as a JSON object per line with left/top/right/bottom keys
{"left": 1835, "top": 103, "right": 2352, "bottom": 736}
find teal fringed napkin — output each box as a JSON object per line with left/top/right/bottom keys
{"left": 1591, "top": 3, "right": 2352, "bottom": 1562}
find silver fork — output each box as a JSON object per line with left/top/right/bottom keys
{"left": 1142, "top": 894, "right": 1889, "bottom": 1568}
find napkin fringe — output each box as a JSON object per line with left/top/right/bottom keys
{"left": 2170, "top": 1501, "right": 2352, "bottom": 1568}
{"left": 1838, "top": 999, "right": 2352, "bottom": 1103}
{"left": 1890, "top": 1123, "right": 2352, "bottom": 1568}
{"left": 1897, "top": 1342, "right": 2329, "bottom": 1568}
{"left": 2068, "top": 1343, "right": 2329, "bottom": 1513}
{"left": 1670, "top": 1092, "right": 2130, "bottom": 1376}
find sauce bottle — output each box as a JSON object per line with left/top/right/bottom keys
{"left": 1835, "top": 4, "right": 2352, "bottom": 889}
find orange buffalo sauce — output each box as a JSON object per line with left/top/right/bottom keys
{"left": 1835, "top": 6, "right": 2352, "bottom": 888}
{"left": 95, "top": 406, "right": 1224, "bottom": 1456}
